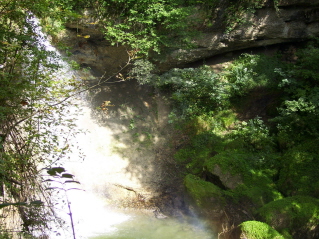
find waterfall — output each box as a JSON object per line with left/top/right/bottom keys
{"left": 30, "top": 15, "right": 215, "bottom": 239}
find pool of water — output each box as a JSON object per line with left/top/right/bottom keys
{"left": 53, "top": 189, "right": 215, "bottom": 239}
{"left": 89, "top": 214, "right": 215, "bottom": 239}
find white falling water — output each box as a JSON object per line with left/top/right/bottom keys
{"left": 30, "top": 15, "right": 215, "bottom": 239}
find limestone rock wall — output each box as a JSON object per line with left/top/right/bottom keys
{"left": 156, "top": 0, "right": 319, "bottom": 71}
{"left": 60, "top": 1, "right": 319, "bottom": 74}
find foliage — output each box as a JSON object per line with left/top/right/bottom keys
{"left": 79, "top": 0, "right": 270, "bottom": 53}
{"left": 230, "top": 117, "right": 276, "bottom": 153}
{"left": 222, "top": 54, "right": 284, "bottom": 96}
{"left": 132, "top": 54, "right": 285, "bottom": 120}
{"left": 240, "top": 221, "right": 284, "bottom": 239}
{"left": 271, "top": 42, "right": 319, "bottom": 144}
{"left": 224, "top": 0, "right": 265, "bottom": 33}
{"left": 148, "top": 42, "right": 319, "bottom": 237}
{"left": 258, "top": 196, "right": 319, "bottom": 237}
{"left": 0, "top": 0, "right": 84, "bottom": 236}
{"left": 156, "top": 66, "right": 230, "bottom": 118}
{"left": 90, "top": 0, "right": 205, "bottom": 55}
{"left": 37, "top": 0, "right": 270, "bottom": 55}
{"left": 129, "top": 59, "right": 157, "bottom": 85}
{"left": 294, "top": 40, "right": 319, "bottom": 82}
{"left": 277, "top": 140, "right": 319, "bottom": 198}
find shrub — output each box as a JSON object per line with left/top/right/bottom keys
{"left": 277, "top": 140, "right": 319, "bottom": 197}
{"left": 230, "top": 117, "right": 275, "bottom": 153}
{"left": 157, "top": 66, "right": 230, "bottom": 118}
{"left": 223, "top": 54, "right": 284, "bottom": 96}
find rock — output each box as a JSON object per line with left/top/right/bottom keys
{"left": 58, "top": 1, "right": 319, "bottom": 74}
{"left": 153, "top": 209, "right": 168, "bottom": 219}
{"left": 56, "top": 13, "right": 129, "bottom": 79}
{"left": 211, "top": 165, "right": 242, "bottom": 190}
{"left": 154, "top": 1, "right": 319, "bottom": 71}
{"left": 258, "top": 196, "right": 319, "bottom": 239}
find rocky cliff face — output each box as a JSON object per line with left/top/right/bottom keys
{"left": 58, "top": 0, "right": 319, "bottom": 75}
{"left": 156, "top": 0, "right": 319, "bottom": 71}
{"left": 57, "top": 15, "right": 129, "bottom": 79}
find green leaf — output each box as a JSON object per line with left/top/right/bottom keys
{"left": 61, "top": 173, "right": 74, "bottom": 178}
{"left": 30, "top": 200, "right": 43, "bottom": 206}
{"left": 47, "top": 167, "right": 66, "bottom": 176}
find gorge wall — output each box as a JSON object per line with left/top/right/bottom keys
{"left": 58, "top": 0, "right": 319, "bottom": 75}
{"left": 156, "top": 0, "right": 319, "bottom": 71}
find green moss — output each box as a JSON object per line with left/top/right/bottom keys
{"left": 240, "top": 221, "right": 284, "bottom": 239}
{"left": 175, "top": 147, "right": 210, "bottom": 175}
{"left": 204, "top": 149, "right": 251, "bottom": 178}
{"left": 174, "top": 129, "right": 224, "bottom": 175}
{"left": 205, "top": 150, "right": 282, "bottom": 207}
{"left": 184, "top": 174, "right": 225, "bottom": 208}
{"left": 258, "top": 196, "right": 319, "bottom": 233}
{"left": 278, "top": 143, "right": 319, "bottom": 197}
{"left": 230, "top": 170, "right": 283, "bottom": 207}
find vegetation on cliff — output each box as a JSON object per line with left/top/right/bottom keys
{"left": 132, "top": 40, "right": 319, "bottom": 238}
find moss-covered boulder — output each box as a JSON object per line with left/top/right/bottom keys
{"left": 184, "top": 174, "right": 225, "bottom": 219}
{"left": 240, "top": 221, "right": 285, "bottom": 239}
{"left": 204, "top": 150, "right": 249, "bottom": 189}
{"left": 258, "top": 196, "right": 319, "bottom": 239}
{"left": 204, "top": 150, "right": 282, "bottom": 208}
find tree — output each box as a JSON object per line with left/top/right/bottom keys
{"left": 0, "top": 0, "right": 83, "bottom": 236}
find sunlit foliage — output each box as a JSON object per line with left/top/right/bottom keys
{"left": 133, "top": 40, "right": 319, "bottom": 237}
{"left": 0, "top": 0, "right": 83, "bottom": 236}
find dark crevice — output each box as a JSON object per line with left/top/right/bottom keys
{"left": 202, "top": 171, "right": 228, "bottom": 190}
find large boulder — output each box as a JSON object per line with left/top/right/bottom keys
{"left": 258, "top": 196, "right": 319, "bottom": 239}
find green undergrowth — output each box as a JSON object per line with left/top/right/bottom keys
{"left": 134, "top": 40, "right": 319, "bottom": 237}
{"left": 277, "top": 139, "right": 319, "bottom": 198}
{"left": 258, "top": 196, "right": 319, "bottom": 236}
